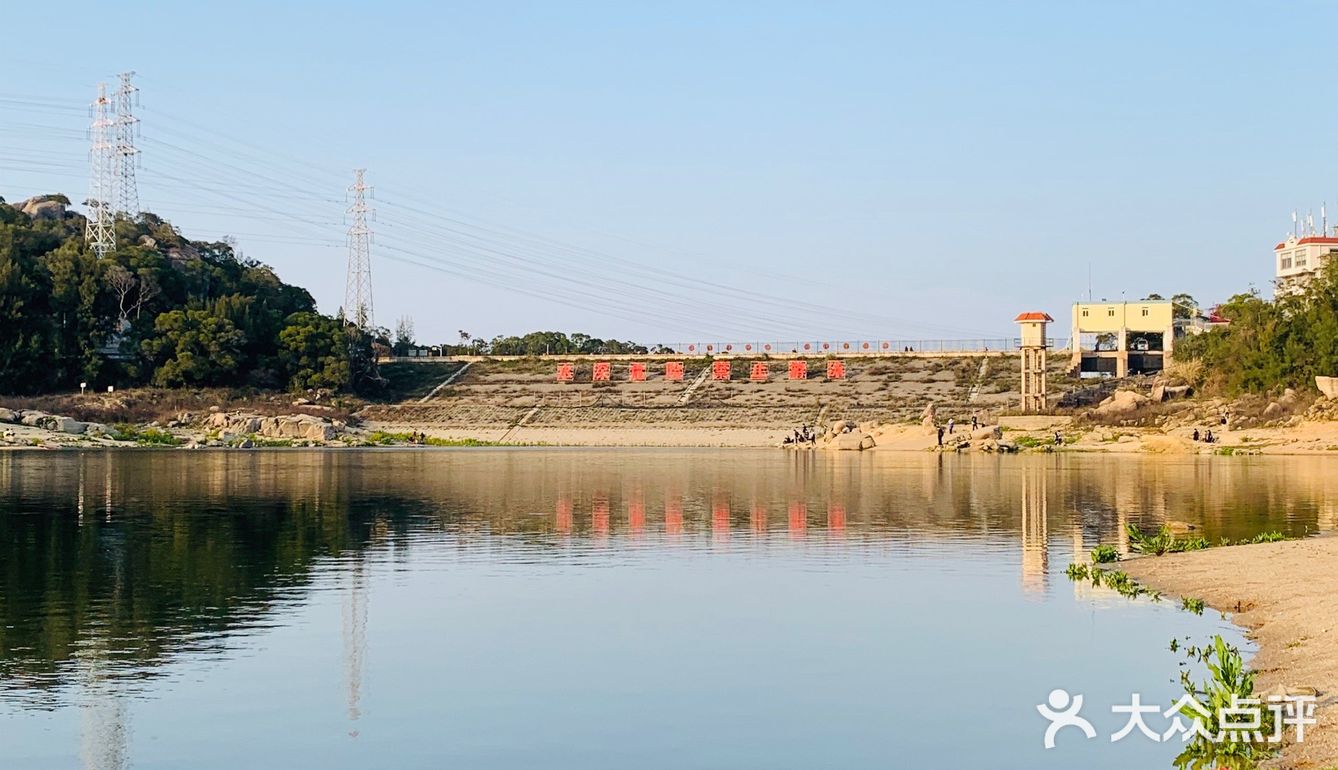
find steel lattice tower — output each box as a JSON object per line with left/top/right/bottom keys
{"left": 85, "top": 83, "right": 116, "bottom": 258}
{"left": 344, "top": 169, "right": 375, "bottom": 329}
{"left": 112, "top": 71, "right": 140, "bottom": 217}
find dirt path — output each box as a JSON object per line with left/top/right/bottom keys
{"left": 1121, "top": 538, "right": 1338, "bottom": 769}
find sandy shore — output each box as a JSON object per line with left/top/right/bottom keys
{"left": 1122, "top": 539, "right": 1338, "bottom": 769}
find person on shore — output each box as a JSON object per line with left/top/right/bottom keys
{"left": 1053, "top": 431, "right": 1063, "bottom": 446}
{"left": 947, "top": 418, "right": 955, "bottom": 435}
{"left": 1192, "top": 429, "right": 1200, "bottom": 442}
{"left": 936, "top": 426, "right": 945, "bottom": 447}
{"left": 971, "top": 415, "right": 978, "bottom": 431}
{"left": 1205, "top": 430, "right": 1215, "bottom": 444}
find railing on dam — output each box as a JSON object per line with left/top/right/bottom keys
{"left": 383, "top": 338, "right": 1071, "bottom": 362}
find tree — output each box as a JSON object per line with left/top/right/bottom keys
{"left": 277, "top": 312, "right": 351, "bottom": 391}
{"left": 140, "top": 310, "right": 246, "bottom": 387}
{"left": 393, "top": 316, "right": 416, "bottom": 356}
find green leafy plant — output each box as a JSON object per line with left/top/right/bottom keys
{"left": 1181, "top": 597, "right": 1205, "bottom": 615}
{"left": 1173, "top": 635, "right": 1276, "bottom": 770}
{"left": 1090, "top": 544, "right": 1119, "bottom": 564}
{"left": 1127, "top": 524, "right": 1210, "bottom": 556}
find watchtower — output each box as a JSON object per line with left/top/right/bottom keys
{"left": 1015, "top": 312, "right": 1053, "bottom": 413}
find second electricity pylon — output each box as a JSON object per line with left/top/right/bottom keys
{"left": 344, "top": 169, "right": 375, "bottom": 329}
{"left": 85, "top": 83, "right": 116, "bottom": 258}
{"left": 112, "top": 71, "right": 140, "bottom": 218}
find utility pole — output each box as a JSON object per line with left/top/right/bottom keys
{"left": 112, "top": 71, "right": 140, "bottom": 218}
{"left": 86, "top": 83, "right": 116, "bottom": 258}
{"left": 344, "top": 169, "right": 375, "bottom": 330}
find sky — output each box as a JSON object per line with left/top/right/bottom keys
{"left": 3, "top": 0, "right": 1337, "bottom": 346}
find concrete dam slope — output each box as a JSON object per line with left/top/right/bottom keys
{"left": 363, "top": 355, "right": 1081, "bottom": 439}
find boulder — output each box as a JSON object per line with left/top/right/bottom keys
{"left": 858, "top": 434, "right": 877, "bottom": 450}
{"left": 18, "top": 197, "right": 67, "bottom": 221}
{"left": 1317, "top": 376, "right": 1338, "bottom": 399}
{"left": 920, "top": 402, "right": 937, "bottom": 434}
{"left": 831, "top": 431, "right": 872, "bottom": 451}
{"left": 0, "top": 408, "right": 17, "bottom": 423}
{"left": 1093, "top": 389, "right": 1150, "bottom": 417}
{"left": 971, "top": 425, "right": 1002, "bottom": 441}
{"left": 1263, "top": 402, "right": 1284, "bottom": 419}
{"left": 19, "top": 411, "right": 48, "bottom": 427}
{"left": 36, "top": 415, "right": 87, "bottom": 434}
{"left": 257, "top": 415, "right": 337, "bottom": 442}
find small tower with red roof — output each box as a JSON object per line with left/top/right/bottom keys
{"left": 1015, "top": 312, "right": 1054, "bottom": 413}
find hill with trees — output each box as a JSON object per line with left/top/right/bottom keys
{"left": 0, "top": 193, "right": 378, "bottom": 396}
{"left": 1177, "top": 260, "right": 1338, "bottom": 395}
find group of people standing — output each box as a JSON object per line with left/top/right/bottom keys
{"left": 935, "top": 414, "right": 980, "bottom": 446}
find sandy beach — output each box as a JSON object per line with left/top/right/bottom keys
{"left": 1122, "top": 538, "right": 1338, "bottom": 769}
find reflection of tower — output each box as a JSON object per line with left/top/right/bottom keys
{"left": 343, "top": 562, "right": 368, "bottom": 737}
{"left": 1318, "top": 500, "right": 1338, "bottom": 533}
{"left": 79, "top": 646, "right": 128, "bottom": 770}
{"left": 1021, "top": 466, "right": 1049, "bottom": 593}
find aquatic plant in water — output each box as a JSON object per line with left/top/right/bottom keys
{"left": 1181, "top": 597, "right": 1205, "bottom": 615}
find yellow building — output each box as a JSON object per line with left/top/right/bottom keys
{"left": 1070, "top": 300, "right": 1174, "bottom": 377}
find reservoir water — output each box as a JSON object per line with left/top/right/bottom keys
{"left": 2, "top": 449, "right": 1331, "bottom": 769}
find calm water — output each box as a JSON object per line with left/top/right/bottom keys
{"left": 2, "top": 449, "right": 1334, "bottom": 769}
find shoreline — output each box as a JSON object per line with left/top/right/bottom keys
{"left": 7, "top": 418, "right": 1338, "bottom": 453}
{"left": 1121, "top": 539, "right": 1338, "bottom": 769}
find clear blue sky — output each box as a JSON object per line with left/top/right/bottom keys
{"left": 3, "top": 1, "right": 1335, "bottom": 345}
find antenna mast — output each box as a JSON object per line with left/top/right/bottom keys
{"left": 85, "top": 83, "right": 116, "bottom": 258}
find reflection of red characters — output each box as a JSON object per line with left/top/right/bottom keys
{"left": 750, "top": 502, "right": 767, "bottom": 533}
{"left": 827, "top": 502, "right": 847, "bottom": 532}
{"left": 629, "top": 362, "right": 647, "bottom": 382}
{"left": 592, "top": 495, "right": 610, "bottom": 535}
{"left": 593, "top": 361, "right": 612, "bottom": 382}
{"left": 556, "top": 495, "right": 574, "bottom": 534}
{"left": 712, "top": 497, "right": 730, "bottom": 536}
{"left": 665, "top": 494, "right": 684, "bottom": 535}
{"left": 556, "top": 363, "right": 575, "bottom": 382}
{"left": 787, "top": 360, "right": 807, "bottom": 380}
{"left": 627, "top": 493, "right": 645, "bottom": 533}
{"left": 788, "top": 500, "right": 807, "bottom": 537}
{"left": 826, "top": 360, "right": 845, "bottom": 380}
{"left": 665, "top": 361, "right": 684, "bottom": 381}
{"left": 712, "top": 360, "right": 731, "bottom": 380}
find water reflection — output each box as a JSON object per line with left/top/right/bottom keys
{"left": 1, "top": 449, "right": 1335, "bottom": 769}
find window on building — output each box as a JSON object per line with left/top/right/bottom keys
{"left": 1295, "top": 250, "right": 1307, "bottom": 268}
{"left": 1141, "top": 308, "right": 1149, "bottom": 316}
{"left": 1281, "top": 255, "right": 1293, "bottom": 271}
{"left": 1108, "top": 309, "right": 1115, "bottom": 317}
{"left": 1081, "top": 309, "right": 1089, "bottom": 317}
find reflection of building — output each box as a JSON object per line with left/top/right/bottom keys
{"left": 1275, "top": 232, "right": 1338, "bottom": 296}
{"left": 1070, "top": 300, "right": 1174, "bottom": 377}
{"left": 1020, "top": 468, "right": 1048, "bottom": 594}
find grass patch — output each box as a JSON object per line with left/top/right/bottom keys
{"left": 364, "top": 430, "right": 509, "bottom": 447}
{"left": 1127, "top": 524, "right": 1209, "bottom": 556}
{"left": 110, "top": 424, "right": 182, "bottom": 446}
